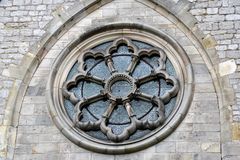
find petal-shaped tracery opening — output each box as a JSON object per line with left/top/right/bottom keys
{"left": 130, "top": 100, "right": 152, "bottom": 117}
{"left": 89, "top": 61, "right": 111, "bottom": 79}
{"left": 109, "top": 105, "right": 131, "bottom": 124}
{"left": 142, "top": 55, "right": 160, "bottom": 69}
{"left": 139, "top": 80, "right": 159, "bottom": 96}
{"left": 159, "top": 78, "right": 174, "bottom": 97}
{"left": 132, "top": 60, "right": 152, "bottom": 78}
{"left": 112, "top": 44, "right": 133, "bottom": 56}
{"left": 112, "top": 55, "right": 132, "bottom": 73}
{"left": 82, "top": 82, "right": 103, "bottom": 98}
{"left": 108, "top": 123, "right": 131, "bottom": 136}
{"left": 84, "top": 57, "right": 102, "bottom": 71}
{"left": 81, "top": 107, "right": 99, "bottom": 123}
{"left": 87, "top": 100, "right": 109, "bottom": 120}
{"left": 140, "top": 106, "right": 160, "bottom": 122}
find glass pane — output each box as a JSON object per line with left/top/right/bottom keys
{"left": 67, "top": 62, "right": 79, "bottom": 80}
{"left": 166, "top": 58, "right": 176, "bottom": 76}
{"left": 132, "top": 61, "right": 152, "bottom": 78}
{"left": 82, "top": 82, "right": 103, "bottom": 98}
{"left": 70, "top": 81, "right": 83, "bottom": 99}
{"left": 108, "top": 124, "right": 131, "bottom": 135}
{"left": 111, "top": 80, "right": 132, "bottom": 97}
{"left": 87, "top": 100, "right": 109, "bottom": 119}
{"left": 89, "top": 61, "right": 111, "bottom": 79}
{"left": 112, "top": 44, "right": 132, "bottom": 55}
{"left": 112, "top": 56, "right": 131, "bottom": 73}
{"left": 109, "top": 105, "right": 130, "bottom": 124}
{"left": 81, "top": 108, "right": 98, "bottom": 122}
{"left": 131, "top": 100, "right": 153, "bottom": 119}
{"left": 139, "top": 80, "right": 159, "bottom": 96}
{"left": 64, "top": 100, "right": 75, "bottom": 120}
{"left": 142, "top": 55, "right": 160, "bottom": 69}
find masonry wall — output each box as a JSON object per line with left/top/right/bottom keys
{"left": 0, "top": 0, "right": 240, "bottom": 160}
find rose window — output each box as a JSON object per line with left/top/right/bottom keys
{"left": 63, "top": 38, "right": 179, "bottom": 142}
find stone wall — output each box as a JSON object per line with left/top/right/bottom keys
{"left": 0, "top": 0, "right": 239, "bottom": 160}
{"left": 0, "top": 0, "right": 75, "bottom": 126}
{"left": 190, "top": 0, "right": 240, "bottom": 138}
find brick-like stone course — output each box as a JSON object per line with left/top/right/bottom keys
{"left": 0, "top": 0, "right": 75, "bottom": 128}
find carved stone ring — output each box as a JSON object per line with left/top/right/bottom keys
{"left": 62, "top": 37, "right": 179, "bottom": 142}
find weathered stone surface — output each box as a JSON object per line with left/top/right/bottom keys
{"left": 222, "top": 142, "right": 240, "bottom": 157}
{"left": 193, "top": 124, "right": 220, "bottom": 132}
{"left": 91, "top": 154, "right": 114, "bottom": 160}
{"left": 116, "top": 153, "right": 144, "bottom": 160}
{"left": 144, "top": 153, "right": 169, "bottom": 160}
{"left": 176, "top": 142, "right": 200, "bottom": 152}
{"left": 232, "top": 123, "right": 240, "bottom": 140}
{"left": 156, "top": 141, "right": 176, "bottom": 153}
{"left": 201, "top": 142, "right": 220, "bottom": 153}
{"left": 203, "top": 34, "right": 217, "bottom": 49}
{"left": 0, "top": 0, "right": 240, "bottom": 159}
{"left": 193, "top": 153, "right": 221, "bottom": 160}
{"left": 219, "top": 59, "right": 237, "bottom": 77}
{"left": 32, "top": 143, "right": 58, "bottom": 154}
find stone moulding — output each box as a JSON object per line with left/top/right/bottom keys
{"left": 46, "top": 23, "right": 194, "bottom": 154}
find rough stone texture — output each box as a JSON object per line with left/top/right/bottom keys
{"left": 13, "top": 0, "right": 221, "bottom": 159}
{"left": 190, "top": 0, "right": 240, "bottom": 123}
{"left": 190, "top": 0, "right": 240, "bottom": 159}
{"left": 219, "top": 59, "right": 237, "bottom": 76}
{"left": 0, "top": 0, "right": 75, "bottom": 126}
{"left": 0, "top": 0, "right": 239, "bottom": 159}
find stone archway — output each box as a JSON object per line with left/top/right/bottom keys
{"left": 0, "top": 0, "right": 235, "bottom": 159}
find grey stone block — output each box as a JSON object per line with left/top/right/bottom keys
{"left": 193, "top": 64, "right": 209, "bottom": 74}
{"left": 115, "top": 154, "right": 144, "bottom": 160}
{"left": 193, "top": 153, "right": 221, "bottom": 160}
{"left": 219, "top": 22, "right": 234, "bottom": 30}
{"left": 19, "top": 115, "right": 52, "bottom": 126}
{"left": 224, "top": 156, "right": 240, "bottom": 160}
{"left": 201, "top": 142, "right": 220, "bottom": 153}
{"left": 13, "top": 0, "right": 25, "bottom": 5}
{"left": 207, "top": 8, "right": 218, "bottom": 15}
{"left": 91, "top": 154, "right": 114, "bottom": 160}
{"left": 17, "top": 126, "right": 59, "bottom": 134}
{"left": 193, "top": 124, "right": 220, "bottom": 132}
{"left": 16, "top": 134, "right": 39, "bottom": 144}
{"left": 156, "top": 141, "right": 175, "bottom": 153}
{"left": 144, "top": 153, "right": 169, "bottom": 160}
{"left": 219, "top": 7, "right": 235, "bottom": 14}
{"left": 32, "top": 143, "right": 58, "bottom": 154}
{"left": 176, "top": 142, "right": 200, "bottom": 152}
{"left": 229, "top": 0, "right": 240, "bottom": 6}
{"left": 169, "top": 153, "right": 193, "bottom": 160}
{"left": 14, "top": 144, "right": 32, "bottom": 154}
{"left": 222, "top": 142, "right": 240, "bottom": 157}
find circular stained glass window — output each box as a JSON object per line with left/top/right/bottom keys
{"left": 63, "top": 38, "right": 179, "bottom": 142}
{"left": 47, "top": 25, "right": 193, "bottom": 154}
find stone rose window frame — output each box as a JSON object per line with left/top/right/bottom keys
{"left": 47, "top": 24, "right": 194, "bottom": 154}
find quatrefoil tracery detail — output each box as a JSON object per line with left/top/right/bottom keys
{"left": 63, "top": 38, "right": 179, "bottom": 142}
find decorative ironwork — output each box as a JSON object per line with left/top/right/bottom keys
{"left": 63, "top": 38, "right": 179, "bottom": 142}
